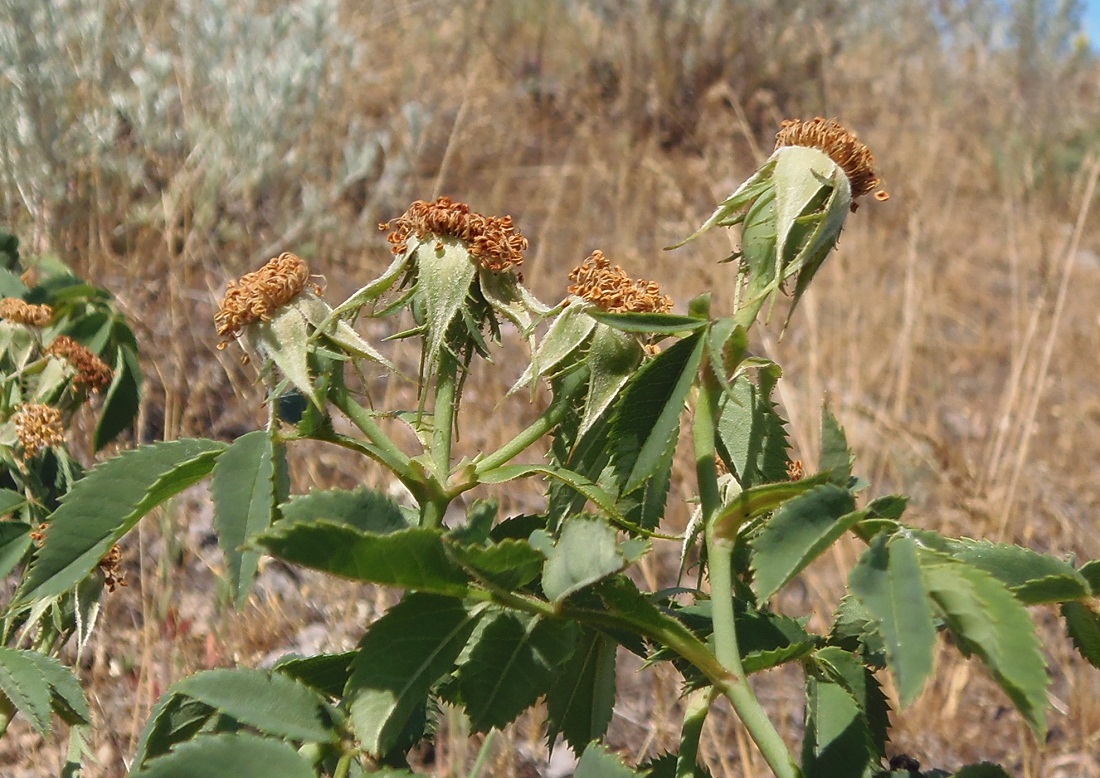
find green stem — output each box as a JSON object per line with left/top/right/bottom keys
{"left": 0, "top": 694, "right": 13, "bottom": 740}
{"left": 330, "top": 392, "right": 415, "bottom": 477}
{"left": 694, "top": 381, "right": 801, "bottom": 778}
{"left": 676, "top": 686, "right": 715, "bottom": 778}
{"left": 424, "top": 350, "right": 460, "bottom": 528}
{"left": 474, "top": 367, "right": 587, "bottom": 476}
{"left": 467, "top": 729, "right": 498, "bottom": 778}
{"left": 333, "top": 752, "right": 352, "bottom": 778}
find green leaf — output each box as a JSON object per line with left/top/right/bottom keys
{"left": 640, "top": 753, "right": 713, "bottom": 778}
{"left": 0, "top": 487, "right": 27, "bottom": 515}
{"left": 715, "top": 368, "right": 790, "bottom": 488}
{"left": 94, "top": 341, "right": 142, "bottom": 450}
{"left": 710, "top": 476, "right": 829, "bottom": 542}
{"left": 610, "top": 332, "right": 704, "bottom": 495}
{"left": 920, "top": 559, "right": 1049, "bottom": 736}
{"left": 540, "top": 516, "right": 630, "bottom": 602}
{"left": 1062, "top": 601, "right": 1100, "bottom": 670}
{"left": 0, "top": 646, "right": 54, "bottom": 735}
{"left": 16, "top": 439, "right": 226, "bottom": 605}
{"left": 736, "top": 609, "right": 818, "bottom": 674}
{"left": 446, "top": 538, "right": 543, "bottom": 590}
{"left": 813, "top": 646, "right": 890, "bottom": 758}
{"left": 17, "top": 651, "right": 91, "bottom": 726}
{"left": 170, "top": 668, "right": 335, "bottom": 742}
{"left": 909, "top": 531, "right": 1089, "bottom": 604}
{"left": 0, "top": 521, "right": 32, "bottom": 578}
{"left": 212, "top": 430, "right": 284, "bottom": 607}
{"left": 585, "top": 311, "right": 707, "bottom": 334}
{"left": 257, "top": 521, "right": 469, "bottom": 596}
{"left": 457, "top": 613, "right": 576, "bottom": 732}
{"left": 280, "top": 487, "right": 410, "bottom": 533}
{"left": 129, "top": 732, "right": 314, "bottom": 778}
{"left": 132, "top": 694, "right": 217, "bottom": 766}
{"left": 345, "top": 593, "right": 480, "bottom": 756}
{"left": 1078, "top": 559, "right": 1100, "bottom": 594}
{"left": 849, "top": 534, "right": 936, "bottom": 707}
{"left": 574, "top": 742, "right": 642, "bottom": 778}
{"left": 949, "top": 763, "right": 1014, "bottom": 777}
{"left": 801, "top": 674, "right": 876, "bottom": 778}
{"left": 750, "top": 483, "right": 858, "bottom": 600}
{"left": 546, "top": 629, "right": 618, "bottom": 754}
{"left": 273, "top": 651, "right": 357, "bottom": 699}
{"left": 819, "top": 405, "right": 853, "bottom": 487}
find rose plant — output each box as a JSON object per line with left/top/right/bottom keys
{"left": 8, "top": 120, "right": 1100, "bottom": 777}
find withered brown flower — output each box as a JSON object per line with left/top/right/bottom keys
{"left": 215, "top": 252, "right": 313, "bottom": 347}
{"left": 13, "top": 403, "right": 64, "bottom": 458}
{"left": 98, "top": 544, "right": 128, "bottom": 592}
{"left": 0, "top": 297, "right": 53, "bottom": 326}
{"left": 567, "top": 251, "right": 673, "bottom": 314}
{"left": 47, "top": 335, "right": 114, "bottom": 391}
{"left": 775, "top": 117, "right": 887, "bottom": 201}
{"left": 381, "top": 196, "right": 527, "bottom": 273}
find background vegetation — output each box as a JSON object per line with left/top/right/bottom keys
{"left": 1, "top": 0, "right": 1099, "bottom": 775}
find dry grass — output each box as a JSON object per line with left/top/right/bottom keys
{"left": 2, "top": 1, "right": 1100, "bottom": 776}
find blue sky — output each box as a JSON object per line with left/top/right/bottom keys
{"left": 1086, "top": 1, "right": 1100, "bottom": 43}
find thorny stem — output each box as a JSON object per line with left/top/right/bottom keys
{"left": 694, "top": 380, "right": 801, "bottom": 778}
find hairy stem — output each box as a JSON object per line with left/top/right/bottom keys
{"left": 423, "top": 350, "right": 460, "bottom": 528}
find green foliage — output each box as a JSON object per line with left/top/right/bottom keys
{"left": 15, "top": 438, "right": 225, "bottom": 606}
{"left": 212, "top": 429, "right": 288, "bottom": 606}
{"left": 130, "top": 732, "right": 316, "bottom": 778}
{"left": 8, "top": 151, "right": 1098, "bottom": 777}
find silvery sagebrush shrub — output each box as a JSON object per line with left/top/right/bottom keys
{"left": 0, "top": 0, "right": 404, "bottom": 256}
{"left": 9, "top": 119, "right": 1100, "bottom": 778}
{"left": 0, "top": 228, "right": 142, "bottom": 757}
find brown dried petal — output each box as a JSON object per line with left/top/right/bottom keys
{"left": 381, "top": 196, "right": 526, "bottom": 273}
{"left": 775, "top": 117, "right": 882, "bottom": 199}
{"left": 47, "top": 335, "right": 114, "bottom": 391}
{"left": 215, "top": 252, "right": 312, "bottom": 347}
{"left": 0, "top": 298, "right": 53, "bottom": 326}
{"left": 567, "top": 251, "right": 673, "bottom": 314}
{"left": 13, "top": 403, "right": 64, "bottom": 458}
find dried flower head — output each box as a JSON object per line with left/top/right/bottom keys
{"left": 215, "top": 253, "right": 313, "bottom": 347}
{"left": 568, "top": 251, "right": 673, "bottom": 314}
{"left": 0, "top": 297, "right": 53, "bottom": 326}
{"left": 775, "top": 117, "right": 886, "bottom": 201}
{"left": 381, "top": 196, "right": 527, "bottom": 273}
{"left": 98, "top": 544, "right": 128, "bottom": 592}
{"left": 13, "top": 403, "right": 64, "bottom": 458}
{"left": 47, "top": 335, "right": 114, "bottom": 391}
